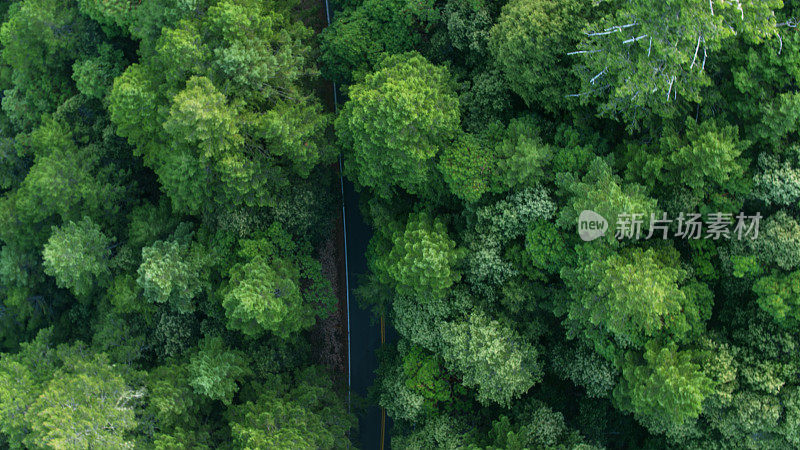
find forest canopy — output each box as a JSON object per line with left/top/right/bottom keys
{"left": 0, "top": 0, "right": 799, "bottom": 448}
{"left": 326, "top": 0, "right": 800, "bottom": 447}
{"left": 0, "top": 0, "right": 352, "bottom": 447}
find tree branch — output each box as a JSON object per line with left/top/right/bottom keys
{"left": 567, "top": 49, "right": 602, "bottom": 56}
{"left": 666, "top": 76, "right": 675, "bottom": 101}
{"left": 590, "top": 67, "right": 607, "bottom": 84}
{"left": 623, "top": 35, "right": 648, "bottom": 44}
{"left": 702, "top": 37, "right": 707, "bottom": 71}
{"left": 586, "top": 22, "right": 638, "bottom": 37}
{"left": 690, "top": 35, "right": 701, "bottom": 69}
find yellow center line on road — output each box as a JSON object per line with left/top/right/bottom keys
{"left": 380, "top": 314, "right": 386, "bottom": 450}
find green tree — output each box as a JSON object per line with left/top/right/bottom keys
{"left": 668, "top": 120, "right": 747, "bottom": 194}
{"left": 443, "top": 0, "right": 493, "bottom": 59}
{"left": 626, "top": 118, "right": 748, "bottom": 212}
{"left": 42, "top": 217, "right": 112, "bottom": 297}
{"left": 319, "top": 0, "right": 438, "bottom": 84}
{"left": 222, "top": 225, "right": 336, "bottom": 338}
{"left": 697, "top": 307, "right": 800, "bottom": 448}
{"left": 556, "top": 157, "right": 658, "bottom": 244}
{"left": 144, "top": 363, "right": 208, "bottom": 443}
{"left": 753, "top": 210, "right": 800, "bottom": 271}
{"left": 223, "top": 256, "right": 304, "bottom": 338}
{"left": 188, "top": 336, "right": 251, "bottom": 406}
{"left": 72, "top": 42, "right": 127, "bottom": 99}
{"left": 25, "top": 353, "right": 141, "bottom": 449}
{"left": 378, "top": 341, "right": 464, "bottom": 421}
{"left": 437, "top": 133, "right": 494, "bottom": 203}
{"left": 474, "top": 186, "right": 557, "bottom": 243}
{"left": 525, "top": 219, "right": 569, "bottom": 278}
{"left": 137, "top": 236, "right": 205, "bottom": 314}
{"left": 615, "top": 340, "right": 715, "bottom": 431}
{"left": 391, "top": 415, "right": 474, "bottom": 449}
{"left": 336, "top": 52, "right": 460, "bottom": 199}
{"left": 490, "top": 117, "right": 554, "bottom": 192}
{"left": 484, "top": 399, "right": 598, "bottom": 449}
{"left": 488, "top": 0, "right": 589, "bottom": 113}
{"left": 440, "top": 311, "right": 542, "bottom": 406}
{"left": 574, "top": 0, "right": 782, "bottom": 122}
{"left": 550, "top": 340, "right": 616, "bottom": 399}
{"left": 753, "top": 269, "right": 800, "bottom": 326}
{"left": 561, "top": 245, "right": 712, "bottom": 356}
{"left": 228, "top": 367, "right": 355, "bottom": 449}
{"left": 0, "top": 0, "right": 99, "bottom": 130}
{"left": 376, "top": 212, "right": 461, "bottom": 299}
{"left": 4, "top": 119, "right": 127, "bottom": 229}
{"left": 0, "top": 329, "right": 141, "bottom": 449}
{"left": 752, "top": 151, "right": 800, "bottom": 207}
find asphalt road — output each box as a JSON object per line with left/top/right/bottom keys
{"left": 342, "top": 179, "right": 391, "bottom": 449}
{"left": 322, "top": 4, "right": 392, "bottom": 446}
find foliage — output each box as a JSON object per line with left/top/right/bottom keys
{"left": 0, "top": 330, "right": 140, "bottom": 449}
{"left": 42, "top": 217, "right": 112, "bottom": 297}
{"left": 222, "top": 224, "right": 336, "bottom": 338}
{"left": 319, "top": 0, "right": 438, "bottom": 84}
{"left": 137, "top": 237, "right": 205, "bottom": 314}
{"left": 561, "top": 245, "right": 711, "bottom": 355}
{"left": 488, "top": 0, "right": 589, "bottom": 113}
{"left": 188, "top": 336, "right": 251, "bottom": 406}
{"left": 753, "top": 269, "right": 800, "bottom": 326}
{"left": 377, "top": 212, "right": 461, "bottom": 299}
{"left": 378, "top": 341, "right": 465, "bottom": 421}
{"left": 615, "top": 340, "right": 715, "bottom": 431}
{"left": 556, "top": 157, "right": 658, "bottom": 244}
{"left": 573, "top": 0, "right": 783, "bottom": 123}
{"left": 753, "top": 210, "right": 800, "bottom": 271}
{"left": 336, "top": 52, "right": 460, "bottom": 199}
{"left": 440, "top": 311, "right": 542, "bottom": 406}
{"left": 228, "top": 367, "right": 356, "bottom": 448}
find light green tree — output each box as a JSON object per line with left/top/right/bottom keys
{"left": 222, "top": 224, "right": 336, "bottom": 338}
{"left": 615, "top": 340, "right": 715, "bottom": 430}
{"left": 561, "top": 245, "right": 712, "bottom": 356}
{"left": 376, "top": 212, "right": 461, "bottom": 299}
{"left": 0, "top": 330, "right": 140, "bottom": 449}
{"left": 223, "top": 256, "right": 304, "bottom": 338}
{"left": 336, "top": 52, "right": 460, "bottom": 199}
{"left": 753, "top": 269, "right": 800, "bottom": 326}
{"left": 627, "top": 118, "right": 749, "bottom": 212}
{"left": 42, "top": 217, "right": 112, "bottom": 297}
{"left": 188, "top": 336, "right": 251, "bottom": 406}
{"left": 378, "top": 341, "right": 464, "bottom": 422}
{"left": 440, "top": 311, "right": 542, "bottom": 406}
{"left": 556, "top": 157, "right": 658, "bottom": 244}
{"left": 137, "top": 237, "right": 205, "bottom": 314}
